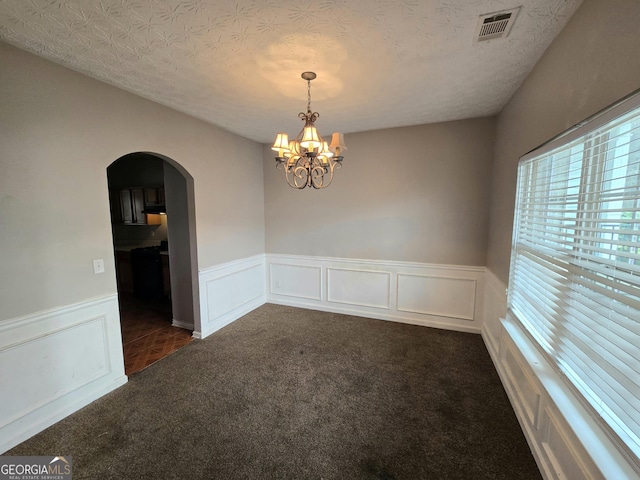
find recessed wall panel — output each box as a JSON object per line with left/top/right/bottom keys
{"left": 269, "top": 263, "right": 321, "bottom": 300}
{"left": 502, "top": 344, "right": 539, "bottom": 428}
{"left": 327, "top": 268, "right": 390, "bottom": 309}
{"left": 397, "top": 274, "right": 476, "bottom": 320}
{"left": 0, "top": 317, "right": 109, "bottom": 428}
{"left": 207, "top": 264, "right": 264, "bottom": 321}
{"left": 542, "top": 409, "right": 589, "bottom": 480}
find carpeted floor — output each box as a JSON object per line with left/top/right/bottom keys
{"left": 8, "top": 304, "right": 541, "bottom": 479}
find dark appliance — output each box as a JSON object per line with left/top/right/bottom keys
{"left": 130, "top": 246, "right": 163, "bottom": 300}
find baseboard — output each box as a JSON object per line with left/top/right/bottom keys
{"left": 171, "top": 319, "right": 194, "bottom": 330}
{"left": 0, "top": 294, "right": 127, "bottom": 454}
{"left": 268, "top": 296, "right": 480, "bottom": 333}
{"left": 266, "top": 254, "right": 485, "bottom": 334}
{"left": 481, "top": 269, "right": 639, "bottom": 480}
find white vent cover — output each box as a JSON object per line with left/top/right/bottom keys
{"left": 475, "top": 7, "right": 520, "bottom": 42}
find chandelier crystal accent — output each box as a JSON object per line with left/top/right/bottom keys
{"left": 272, "top": 72, "right": 347, "bottom": 189}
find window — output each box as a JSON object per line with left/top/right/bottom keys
{"left": 509, "top": 93, "right": 640, "bottom": 460}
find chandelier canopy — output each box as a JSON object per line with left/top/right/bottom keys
{"left": 272, "top": 72, "right": 347, "bottom": 189}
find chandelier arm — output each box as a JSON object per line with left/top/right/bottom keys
{"left": 283, "top": 164, "right": 294, "bottom": 187}
{"left": 325, "top": 159, "right": 342, "bottom": 186}
{"left": 310, "top": 164, "right": 327, "bottom": 189}
{"left": 284, "top": 166, "right": 304, "bottom": 189}
{"left": 293, "top": 164, "right": 311, "bottom": 189}
{"left": 280, "top": 157, "right": 304, "bottom": 189}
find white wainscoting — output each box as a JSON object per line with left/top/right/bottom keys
{"left": 197, "top": 254, "right": 266, "bottom": 339}
{"left": 0, "top": 294, "right": 127, "bottom": 454}
{"left": 266, "top": 254, "right": 485, "bottom": 333}
{"left": 328, "top": 268, "right": 391, "bottom": 309}
{"left": 481, "top": 269, "right": 639, "bottom": 480}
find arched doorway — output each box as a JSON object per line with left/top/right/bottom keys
{"left": 107, "top": 152, "right": 200, "bottom": 374}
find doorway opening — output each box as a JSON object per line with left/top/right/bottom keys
{"left": 107, "top": 152, "right": 200, "bottom": 375}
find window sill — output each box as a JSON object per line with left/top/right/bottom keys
{"left": 500, "top": 313, "right": 639, "bottom": 479}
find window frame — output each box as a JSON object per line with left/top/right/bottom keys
{"left": 508, "top": 89, "right": 640, "bottom": 465}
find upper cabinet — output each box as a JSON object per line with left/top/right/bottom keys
{"left": 144, "top": 186, "right": 165, "bottom": 207}
{"left": 120, "top": 188, "right": 145, "bottom": 224}
{"left": 113, "top": 187, "right": 164, "bottom": 225}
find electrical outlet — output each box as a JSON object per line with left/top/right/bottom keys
{"left": 93, "top": 259, "right": 105, "bottom": 274}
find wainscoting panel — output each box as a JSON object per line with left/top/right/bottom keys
{"left": 327, "top": 268, "right": 390, "bottom": 309}
{"left": 397, "top": 274, "right": 475, "bottom": 320}
{"left": 197, "top": 255, "right": 266, "bottom": 339}
{"left": 500, "top": 338, "right": 540, "bottom": 430}
{"left": 266, "top": 254, "right": 485, "bottom": 333}
{"left": 481, "top": 269, "right": 637, "bottom": 480}
{"left": 0, "top": 294, "right": 127, "bottom": 454}
{"left": 269, "top": 263, "right": 321, "bottom": 300}
{"left": 540, "top": 407, "right": 591, "bottom": 480}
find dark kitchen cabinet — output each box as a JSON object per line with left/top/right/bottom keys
{"left": 144, "top": 187, "right": 165, "bottom": 206}
{"left": 120, "top": 188, "right": 145, "bottom": 224}
{"left": 131, "top": 247, "right": 163, "bottom": 299}
{"left": 114, "top": 187, "right": 162, "bottom": 225}
{"left": 116, "top": 249, "right": 170, "bottom": 299}
{"left": 115, "top": 250, "right": 133, "bottom": 293}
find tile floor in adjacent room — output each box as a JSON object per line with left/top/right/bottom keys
{"left": 119, "top": 293, "right": 193, "bottom": 375}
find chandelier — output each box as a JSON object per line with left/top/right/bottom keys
{"left": 272, "top": 72, "right": 347, "bottom": 189}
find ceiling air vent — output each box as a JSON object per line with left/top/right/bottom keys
{"left": 475, "top": 7, "right": 520, "bottom": 42}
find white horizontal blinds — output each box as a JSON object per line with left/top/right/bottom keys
{"left": 510, "top": 141, "right": 585, "bottom": 352}
{"left": 509, "top": 101, "right": 640, "bottom": 458}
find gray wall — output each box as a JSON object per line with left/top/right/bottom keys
{"left": 0, "top": 42, "right": 265, "bottom": 321}
{"left": 264, "top": 118, "right": 496, "bottom": 266}
{"left": 164, "top": 162, "right": 197, "bottom": 327}
{"left": 486, "top": 0, "right": 640, "bottom": 283}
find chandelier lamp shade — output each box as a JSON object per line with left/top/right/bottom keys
{"left": 272, "top": 72, "right": 347, "bottom": 189}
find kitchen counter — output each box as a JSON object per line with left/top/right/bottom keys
{"left": 115, "top": 245, "right": 169, "bottom": 255}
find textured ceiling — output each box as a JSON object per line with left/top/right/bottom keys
{"left": 0, "top": 0, "right": 583, "bottom": 143}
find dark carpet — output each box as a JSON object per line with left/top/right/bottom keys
{"left": 8, "top": 304, "right": 541, "bottom": 479}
